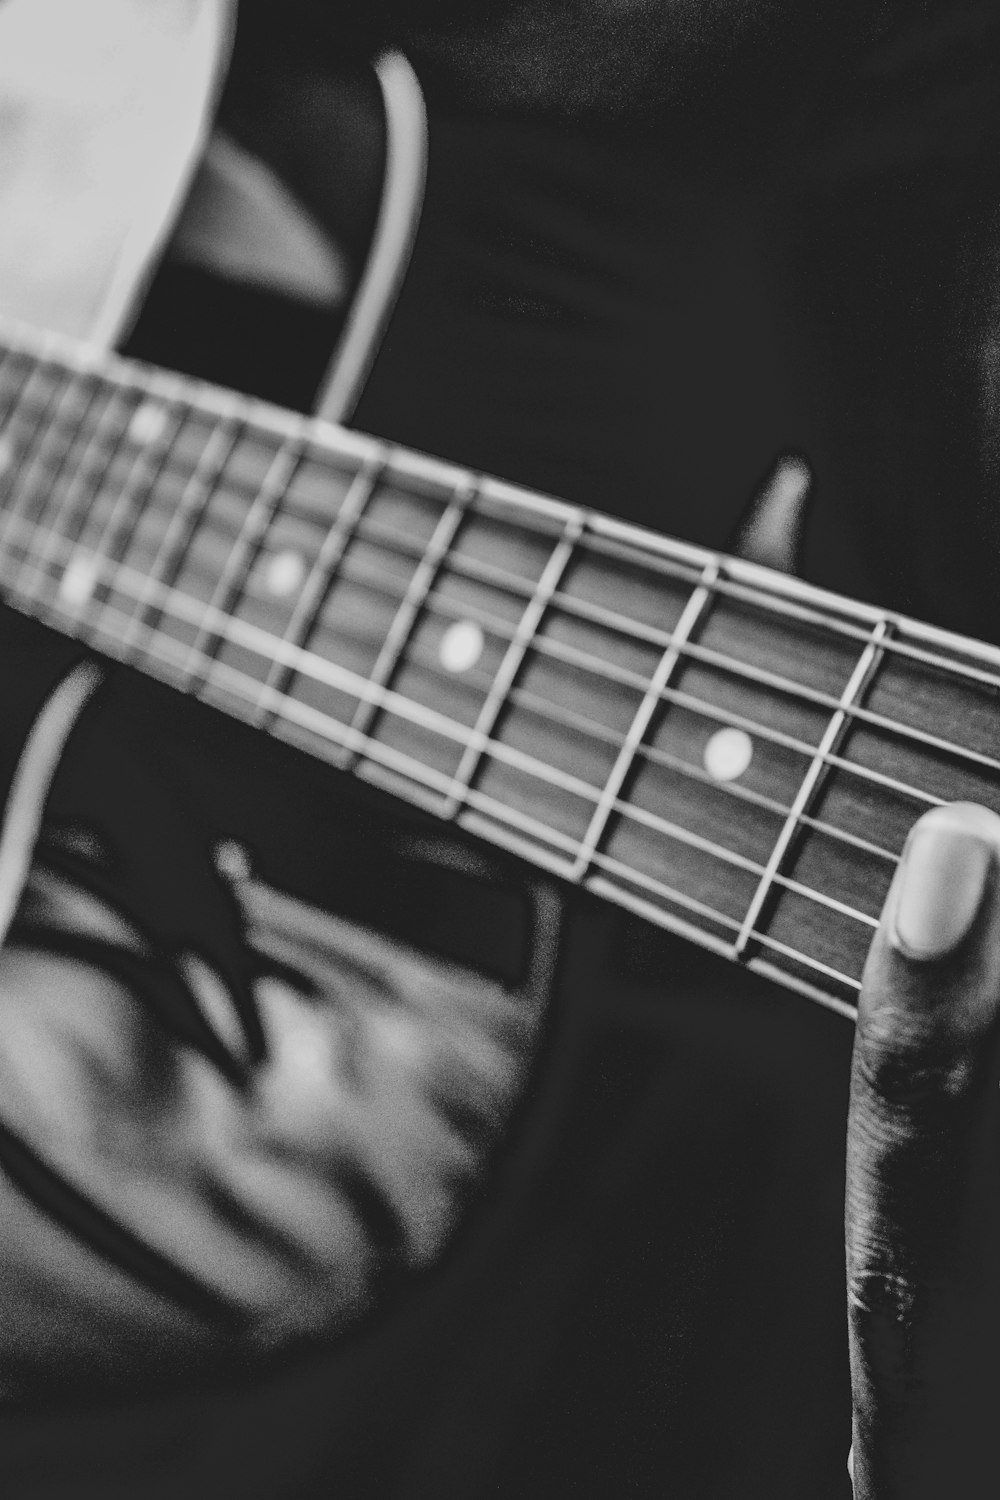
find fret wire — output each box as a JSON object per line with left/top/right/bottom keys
{"left": 341, "top": 460, "right": 1000, "bottom": 710}
{"left": 652, "top": 559, "right": 871, "bottom": 645}
{"left": 352, "top": 618, "right": 902, "bottom": 869}
{"left": 38, "top": 530, "right": 760, "bottom": 885}
{"left": 417, "top": 629, "right": 901, "bottom": 870}
{"left": 13, "top": 380, "right": 136, "bottom": 601}
{"left": 345, "top": 478, "right": 476, "bottom": 751}
{"left": 67, "top": 399, "right": 188, "bottom": 626}
{"left": 0, "top": 351, "right": 64, "bottom": 503}
{"left": 262, "top": 542, "right": 946, "bottom": 812}
{"left": 0, "top": 360, "right": 93, "bottom": 557}
{"left": 289, "top": 480, "right": 1000, "bottom": 711}
{"left": 871, "top": 633, "right": 1000, "bottom": 694}
{"left": 312, "top": 503, "right": 1000, "bottom": 782}
{"left": 25, "top": 533, "right": 887, "bottom": 942}
{"left": 115, "top": 403, "right": 246, "bottom": 655}
{"left": 60, "top": 540, "right": 601, "bottom": 803}
{"left": 7, "top": 319, "right": 1000, "bottom": 703}
{"left": 580, "top": 525, "right": 873, "bottom": 661}
{"left": 532, "top": 585, "right": 1000, "bottom": 774}
{"left": 0, "top": 501, "right": 957, "bottom": 837}
{"left": 305, "top": 495, "right": 1000, "bottom": 722}
{"left": 179, "top": 433, "right": 307, "bottom": 686}
{"left": 440, "top": 513, "right": 585, "bottom": 818}
{"left": 734, "top": 619, "right": 892, "bottom": 959}
{"left": 10, "top": 382, "right": 988, "bottom": 806}
{"left": 92, "top": 601, "right": 773, "bottom": 950}
{"left": 318, "top": 508, "right": 840, "bottom": 701}
{"left": 251, "top": 456, "right": 381, "bottom": 729}
{"left": 91, "top": 594, "right": 598, "bottom": 873}
{"left": 1, "top": 373, "right": 111, "bottom": 580}
{"left": 638, "top": 523, "right": 1000, "bottom": 695}
{"left": 570, "top": 561, "right": 719, "bottom": 881}
{"left": 705, "top": 561, "right": 1000, "bottom": 696}
{"left": 10, "top": 322, "right": 1000, "bottom": 711}
{"left": 76, "top": 375, "right": 192, "bottom": 584}
{"left": 618, "top": 796, "right": 880, "bottom": 929}
{"left": 202, "top": 634, "right": 869, "bottom": 985}
{"left": 348, "top": 605, "right": 893, "bottom": 922}
{"left": 324, "top": 552, "right": 948, "bottom": 811}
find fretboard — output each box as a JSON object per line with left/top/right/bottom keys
{"left": 2, "top": 318, "right": 1000, "bottom": 1021}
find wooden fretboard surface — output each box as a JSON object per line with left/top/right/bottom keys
{"left": 2, "top": 318, "right": 1000, "bottom": 1019}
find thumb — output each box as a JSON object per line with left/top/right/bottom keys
{"left": 847, "top": 802, "right": 1000, "bottom": 1500}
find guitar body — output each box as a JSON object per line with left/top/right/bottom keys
{"left": 0, "top": 0, "right": 234, "bottom": 346}
{"left": 0, "top": 17, "right": 861, "bottom": 1500}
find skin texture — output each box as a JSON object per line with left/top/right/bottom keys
{"left": 848, "top": 803, "right": 1000, "bottom": 1497}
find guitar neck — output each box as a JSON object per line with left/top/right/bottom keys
{"left": 2, "top": 318, "right": 999, "bottom": 1020}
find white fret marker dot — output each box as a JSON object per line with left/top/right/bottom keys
{"left": 264, "top": 549, "right": 306, "bottom": 598}
{"left": 128, "top": 402, "right": 167, "bottom": 446}
{"left": 704, "top": 727, "right": 754, "bottom": 783}
{"left": 59, "top": 553, "right": 100, "bottom": 608}
{"left": 439, "top": 620, "right": 484, "bottom": 674}
{"left": 0, "top": 435, "right": 13, "bottom": 476}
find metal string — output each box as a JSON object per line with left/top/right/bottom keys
{"left": 5, "top": 315, "right": 1000, "bottom": 700}
{"left": 0, "top": 515, "right": 891, "bottom": 966}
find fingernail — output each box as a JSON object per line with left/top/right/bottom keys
{"left": 893, "top": 818, "right": 992, "bottom": 960}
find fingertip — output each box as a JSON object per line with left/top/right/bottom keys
{"left": 908, "top": 801, "right": 1000, "bottom": 849}
{"left": 891, "top": 809, "right": 994, "bottom": 963}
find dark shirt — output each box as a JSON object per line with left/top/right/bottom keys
{"left": 5, "top": 6, "right": 1000, "bottom": 1496}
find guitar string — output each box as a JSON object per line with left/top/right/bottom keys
{"left": 373, "top": 628, "right": 899, "bottom": 867}
{"left": 0, "top": 381, "right": 929, "bottom": 984}
{"left": 219, "top": 533, "right": 938, "bottom": 824}
{"left": 0, "top": 354, "right": 97, "bottom": 560}
{"left": 160, "top": 520, "right": 954, "bottom": 819}
{"left": 0, "top": 384, "right": 980, "bottom": 829}
{"left": 2, "top": 369, "right": 125, "bottom": 594}
{"left": 0, "top": 435, "right": 949, "bottom": 846}
{"left": 512, "top": 510, "right": 1000, "bottom": 697}
{"left": 315, "top": 506, "right": 1000, "bottom": 779}
{"left": 0, "top": 353, "right": 993, "bottom": 825}
{"left": 4, "top": 320, "right": 999, "bottom": 701}
{"left": 571, "top": 528, "right": 1000, "bottom": 697}
{"left": 5, "top": 325, "right": 1000, "bottom": 705}
{"left": 115, "top": 408, "right": 251, "bottom": 659}
{"left": 6, "top": 355, "right": 995, "bottom": 798}
{"left": 28, "top": 571, "right": 868, "bottom": 997}
{"left": 0, "top": 405, "right": 977, "bottom": 930}
{"left": 0, "top": 513, "right": 893, "bottom": 957}
{"left": 73, "top": 390, "right": 190, "bottom": 587}
{"left": 0, "top": 437, "right": 961, "bottom": 858}
{"left": 14, "top": 381, "right": 157, "bottom": 602}
{"left": 63, "top": 419, "right": 895, "bottom": 875}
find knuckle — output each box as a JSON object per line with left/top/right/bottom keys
{"left": 847, "top": 1263, "right": 919, "bottom": 1328}
{"left": 854, "top": 1009, "right": 974, "bottom": 1109}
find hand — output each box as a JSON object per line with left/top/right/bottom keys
{"left": 847, "top": 803, "right": 1000, "bottom": 1498}
{"left": 0, "top": 856, "right": 546, "bottom": 1398}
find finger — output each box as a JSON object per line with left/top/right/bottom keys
{"left": 847, "top": 802, "right": 1000, "bottom": 1499}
